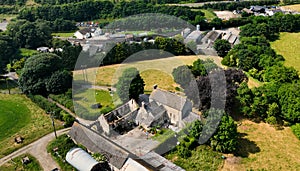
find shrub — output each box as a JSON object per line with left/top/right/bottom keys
{"left": 265, "top": 116, "right": 277, "bottom": 125}
{"left": 177, "top": 145, "right": 191, "bottom": 158}
{"left": 291, "top": 123, "right": 300, "bottom": 140}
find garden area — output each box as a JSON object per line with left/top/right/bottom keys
{"left": 73, "top": 89, "right": 120, "bottom": 120}
{"left": 0, "top": 94, "right": 63, "bottom": 158}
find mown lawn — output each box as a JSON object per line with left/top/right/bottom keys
{"left": 73, "top": 89, "right": 121, "bottom": 119}
{"left": 0, "top": 153, "right": 42, "bottom": 171}
{"left": 73, "top": 55, "right": 221, "bottom": 92}
{"left": 271, "top": 32, "right": 300, "bottom": 72}
{"left": 0, "top": 99, "right": 31, "bottom": 142}
{"left": 0, "top": 94, "right": 63, "bottom": 158}
{"left": 221, "top": 120, "right": 300, "bottom": 171}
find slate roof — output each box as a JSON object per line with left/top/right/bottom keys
{"left": 202, "top": 30, "right": 221, "bottom": 43}
{"left": 135, "top": 100, "right": 167, "bottom": 127}
{"left": 68, "top": 122, "right": 134, "bottom": 169}
{"left": 140, "top": 151, "right": 185, "bottom": 171}
{"left": 149, "top": 89, "right": 189, "bottom": 111}
{"left": 68, "top": 123, "right": 173, "bottom": 170}
{"left": 182, "top": 112, "right": 201, "bottom": 123}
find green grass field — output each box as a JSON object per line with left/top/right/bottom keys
{"left": 192, "top": 9, "right": 217, "bottom": 21}
{"left": 0, "top": 94, "right": 63, "bottom": 158}
{"left": 0, "top": 99, "right": 31, "bottom": 141}
{"left": 271, "top": 32, "right": 300, "bottom": 72}
{"left": 73, "top": 89, "right": 121, "bottom": 119}
{"left": 0, "top": 153, "right": 42, "bottom": 171}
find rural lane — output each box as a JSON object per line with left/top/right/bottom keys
{"left": 0, "top": 128, "right": 70, "bottom": 170}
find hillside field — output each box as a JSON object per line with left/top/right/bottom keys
{"left": 73, "top": 55, "right": 222, "bottom": 92}
{"left": 0, "top": 94, "right": 62, "bottom": 158}
{"left": 271, "top": 32, "right": 300, "bottom": 72}
{"left": 281, "top": 4, "right": 300, "bottom": 12}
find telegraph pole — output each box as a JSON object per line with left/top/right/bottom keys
{"left": 51, "top": 111, "right": 58, "bottom": 139}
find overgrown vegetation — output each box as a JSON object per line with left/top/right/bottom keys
{"left": 47, "top": 134, "right": 77, "bottom": 171}
{"left": 27, "top": 94, "right": 75, "bottom": 127}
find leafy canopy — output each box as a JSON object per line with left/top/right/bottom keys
{"left": 116, "top": 67, "right": 145, "bottom": 103}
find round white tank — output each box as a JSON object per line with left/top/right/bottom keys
{"left": 66, "top": 148, "right": 99, "bottom": 171}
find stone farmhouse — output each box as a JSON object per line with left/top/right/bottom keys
{"left": 88, "top": 88, "right": 199, "bottom": 136}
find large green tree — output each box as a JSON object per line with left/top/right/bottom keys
{"left": 172, "top": 65, "right": 193, "bottom": 89}
{"left": 213, "top": 39, "right": 231, "bottom": 57}
{"left": 210, "top": 114, "right": 237, "bottom": 153}
{"left": 278, "top": 82, "right": 300, "bottom": 123}
{"left": 19, "top": 53, "right": 72, "bottom": 95}
{"left": 7, "top": 20, "right": 52, "bottom": 49}
{"left": 0, "top": 34, "right": 18, "bottom": 74}
{"left": 116, "top": 67, "right": 145, "bottom": 103}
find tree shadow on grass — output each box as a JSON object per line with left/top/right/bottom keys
{"left": 234, "top": 132, "right": 260, "bottom": 158}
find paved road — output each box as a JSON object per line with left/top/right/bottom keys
{"left": 0, "top": 128, "right": 70, "bottom": 170}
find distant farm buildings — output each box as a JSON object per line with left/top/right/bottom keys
{"left": 183, "top": 26, "right": 240, "bottom": 56}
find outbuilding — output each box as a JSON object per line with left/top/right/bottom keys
{"left": 66, "top": 148, "right": 104, "bottom": 171}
